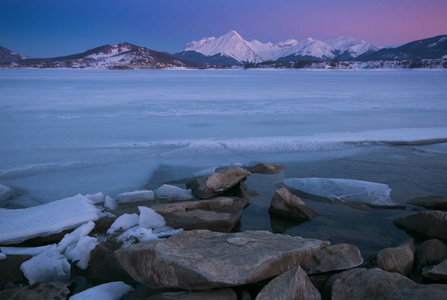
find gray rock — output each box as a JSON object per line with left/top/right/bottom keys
{"left": 302, "top": 243, "right": 363, "bottom": 274}
{"left": 408, "top": 195, "right": 447, "bottom": 211}
{"left": 0, "top": 281, "right": 70, "bottom": 300}
{"left": 325, "top": 268, "right": 447, "bottom": 300}
{"left": 115, "top": 229, "right": 330, "bottom": 290}
{"left": 246, "top": 163, "right": 285, "bottom": 174}
{"left": 186, "top": 167, "right": 250, "bottom": 199}
{"left": 269, "top": 188, "right": 319, "bottom": 220}
{"left": 376, "top": 240, "right": 415, "bottom": 276}
{"left": 423, "top": 259, "right": 447, "bottom": 281}
{"left": 152, "top": 197, "right": 249, "bottom": 214}
{"left": 393, "top": 211, "right": 447, "bottom": 239}
{"left": 256, "top": 266, "right": 321, "bottom": 300}
{"left": 147, "top": 289, "right": 237, "bottom": 300}
{"left": 414, "top": 239, "right": 447, "bottom": 273}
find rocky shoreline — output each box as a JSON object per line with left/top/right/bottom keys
{"left": 1, "top": 164, "right": 447, "bottom": 299}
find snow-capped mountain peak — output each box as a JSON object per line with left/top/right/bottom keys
{"left": 180, "top": 31, "right": 383, "bottom": 63}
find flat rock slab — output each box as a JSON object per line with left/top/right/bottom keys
{"left": 256, "top": 266, "right": 321, "bottom": 300}
{"left": 116, "top": 230, "right": 330, "bottom": 290}
{"left": 326, "top": 268, "right": 447, "bottom": 300}
{"left": 393, "top": 211, "right": 447, "bottom": 239}
{"left": 186, "top": 167, "right": 250, "bottom": 199}
{"left": 376, "top": 240, "right": 414, "bottom": 276}
{"left": 423, "top": 259, "right": 447, "bottom": 281}
{"left": 151, "top": 197, "right": 249, "bottom": 214}
{"left": 408, "top": 195, "right": 447, "bottom": 211}
{"left": 302, "top": 243, "right": 363, "bottom": 274}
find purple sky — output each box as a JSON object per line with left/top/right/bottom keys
{"left": 1, "top": 0, "right": 446, "bottom": 57}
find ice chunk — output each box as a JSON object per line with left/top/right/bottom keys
{"left": 0, "top": 184, "right": 17, "bottom": 203}
{"left": 56, "top": 221, "right": 95, "bottom": 253}
{"left": 104, "top": 195, "right": 118, "bottom": 210}
{"left": 0, "top": 194, "right": 101, "bottom": 245}
{"left": 1, "top": 245, "right": 55, "bottom": 256}
{"left": 116, "top": 190, "right": 155, "bottom": 203}
{"left": 107, "top": 213, "right": 139, "bottom": 234}
{"left": 65, "top": 236, "right": 97, "bottom": 270}
{"left": 20, "top": 249, "right": 71, "bottom": 284}
{"left": 69, "top": 281, "right": 133, "bottom": 300}
{"left": 86, "top": 192, "right": 104, "bottom": 203}
{"left": 284, "top": 178, "right": 397, "bottom": 206}
{"left": 138, "top": 206, "right": 166, "bottom": 229}
{"left": 0, "top": 253, "right": 6, "bottom": 260}
{"left": 120, "top": 227, "right": 159, "bottom": 243}
{"left": 154, "top": 184, "right": 194, "bottom": 200}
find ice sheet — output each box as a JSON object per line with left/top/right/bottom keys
{"left": 69, "top": 281, "right": 133, "bottom": 300}
{"left": 284, "top": 178, "right": 397, "bottom": 206}
{"left": 154, "top": 184, "right": 193, "bottom": 200}
{"left": 0, "top": 195, "right": 101, "bottom": 245}
{"left": 0, "top": 69, "right": 446, "bottom": 207}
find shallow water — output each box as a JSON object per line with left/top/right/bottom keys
{"left": 0, "top": 68, "right": 446, "bottom": 256}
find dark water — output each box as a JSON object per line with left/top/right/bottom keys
{"left": 239, "top": 143, "right": 447, "bottom": 258}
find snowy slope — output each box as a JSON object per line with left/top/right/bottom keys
{"left": 180, "top": 31, "right": 381, "bottom": 63}
{"left": 0, "top": 46, "right": 30, "bottom": 64}
{"left": 8, "top": 43, "right": 201, "bottom": 69}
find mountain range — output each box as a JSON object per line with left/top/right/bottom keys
{"left": 1, "top": 31, "right": 446, "bottom": 69}
{"left": 175, "top": 31, "right": 447, "bottom": 65}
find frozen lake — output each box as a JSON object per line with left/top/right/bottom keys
{"left": 1, "top": 69, "right": 447, "bottom": 208}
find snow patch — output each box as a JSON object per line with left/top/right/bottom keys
{"left": 0, "top": 194, "right": 101, "bottom": 245}
{"left": 154, "top": 184, "right": 194, "bottom": 200}
{"left": 69, "top": 281, "right": 133, "bottom": 300}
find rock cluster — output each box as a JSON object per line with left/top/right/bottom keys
{"left": 1, "top": 164, "right": 447, "bottom": 299}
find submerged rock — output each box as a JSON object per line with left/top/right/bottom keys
{"left": 247, "top": 163, "right": 285, "bottom": 175}
{"left": 146, "top": 289, "right": 237, "bottom": 300}
{"left": 269, "top": 188, "right": 319, "bottom": 220}
{"left": 256, "top": 266, "right": 321, "bottom": 300}
{"left": 284, "top": 178, "right": 398, "bottom": 207}
{"left": 186, "top": 166, "right": 250, "bottom": 199}
{"left": 115, "top": 229, "right": 329, "bottom": 290}
{"left": 423, "top": 259, "right": 447, "bottom": 281}
{"left": 302, "top": 243, "right": 363, "bottom": 274}
{"left": 376, "top": 240, "right": 415, "bottom": 276}
{"left": 325, "top": 268, "right": 447, "bottom": 300}
{"left": 393, "top": 211, "right": 447, "bottom": 239}
{"left": 0, "top": 281, "right": 70, "bottom": 300}
{"left": 414, "top": 239, "right": 447, "bottom": 273}
{"left": 408, "top": 195, "right": 447, "bottom": 211}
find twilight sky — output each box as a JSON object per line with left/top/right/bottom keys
{"left": 1, "top": 0, "right": 446, "bottom": 58}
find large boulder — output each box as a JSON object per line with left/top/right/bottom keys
{"left": 186, "top": 167, "right": 250, "bottom": 199}
{"left": 393, "top": 211, "right": 447, "bottom": 239}
{"left": 302, "top": 243, "right": 363, "bottom": 274}
{"left": 423, "top": 259, "right": 447, "bottom": 281}
{"left": 325, "top": 268, "right": 447, "bottom": 300}
{"left": 0, "top": 281, "right": 70, "bottom": 300}
{"left": 376, "top": 240, "right": 415, "bottom": 276}
{"left": 247, "top": 163, "right": 285, "bottom": 175}
{"left": 269, "top": 188, "right": 319, "bottom": 220}
{"left": 408, "top": 196, "right": 447, "bottom": 211}
{"left": 115, "top": 230, "right": 330, "bottom": 290}
{"left": 414, "top": 239, "right": 447, "bottom": 273}
{"left": 256, "top": 266, "right": 321, "bottom": 300}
